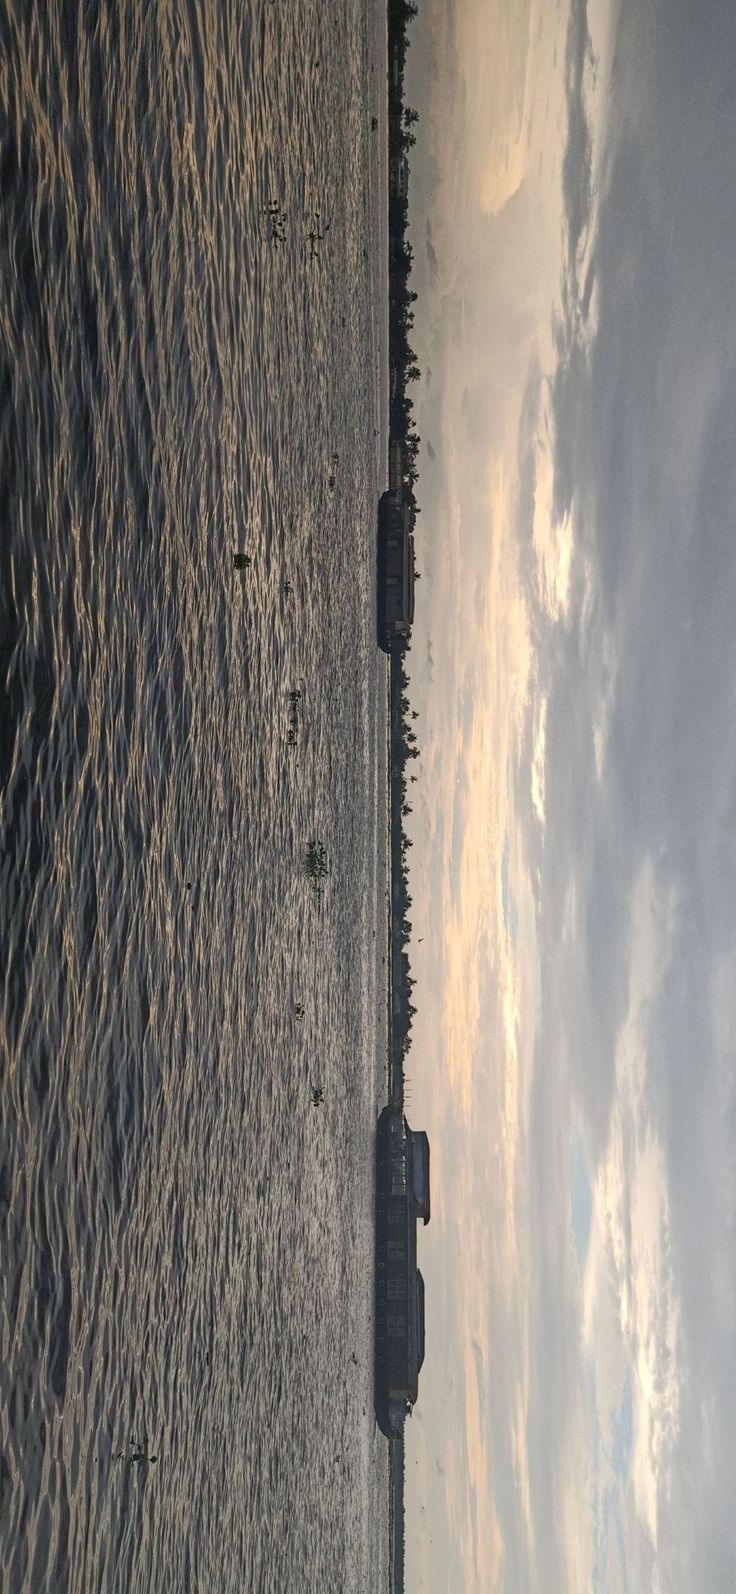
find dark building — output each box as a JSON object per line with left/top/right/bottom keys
{"left": 389, "top": 440, "right": 404, "bottom": 491}
{"left": 389, "top": 152, "right": 408, "bottom": 200}
{"left": 374, "top": 1106, "right": 430, "bottom": 1437}
{"left": 377, "top": 489, "right": 415, "bottom": 652}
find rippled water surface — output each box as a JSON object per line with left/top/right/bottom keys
{"left": 0, "top": 2, "right": 390, "bottom": 1588}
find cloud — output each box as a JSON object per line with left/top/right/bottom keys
{"left": 405, "top": 0, "right": 736, "bottom": 1588}
{"left": 582, "top": 865, "right": 682, "bottom": 1563}
{"left": 532, "top": 0, "right": 736, "bottom": 1582}
{"left": 425, "top": 219, "right": 439, "bottom": 280}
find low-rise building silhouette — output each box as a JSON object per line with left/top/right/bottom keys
{"left": 374, "top": 1106, "right": 430, "bottom": 1436}
{"left": 377, "top": 489, "right": 415, "bottom": 652}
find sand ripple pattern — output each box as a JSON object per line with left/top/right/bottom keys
{"left": 0, "top": 1, "right": 388, "bottom": 1589}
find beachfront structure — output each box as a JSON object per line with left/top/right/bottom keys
{"left": 390, "top": 153, "right": 408, "bottom": 200}
{"left": 391, "top": 43, "right": 401, "bottom": 89}
{"left": 389, "top": 440, "right": 404, "bottom": 491}
{"left": 374, "top": 1106, "right": 430, "bottom": 1437}
{"left": 377, "top": 489, "right": 415, "bottom": 652}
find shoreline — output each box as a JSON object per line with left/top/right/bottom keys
{"left": 378, "top": 0, "right": 425, "bottom": 1584}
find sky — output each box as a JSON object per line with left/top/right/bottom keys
{"left": 402, "top": 0, "right": 736, "bottom": 1587}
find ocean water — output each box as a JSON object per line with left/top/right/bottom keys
{"left": 0, "top": 2, "right": 390, "bottom": 1589}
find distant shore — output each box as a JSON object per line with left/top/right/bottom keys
{"left": 381, "top": 4, "right": 421, "bottom": 1593}
{"left": 388, "top": 1435, "right": 405, "bottom": 1593}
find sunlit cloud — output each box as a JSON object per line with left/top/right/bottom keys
{"left": 533, "top": 442, "right": 574, "bottom": 622}
{"left": 583, "top": 863, "right": 682, "bottom": 1569}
